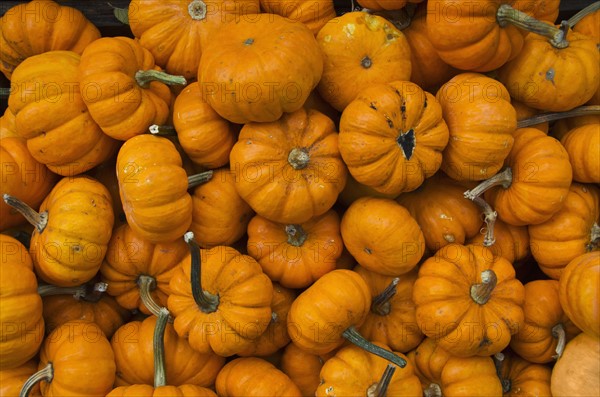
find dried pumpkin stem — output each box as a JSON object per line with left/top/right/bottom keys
{"left": 19, "top": 362, "right": 52, "bottom": 397}
{"left": 473, "top": 196, "right": 497, "bottom": 247}
{"left": 288, "top": 148, "right": 310, "bottom": 170}
{"left": 464, "top": 168, "right": 513, "bottom": 200}
{"left": 149, "top": 125, "right": 178, "bottom": 136}
{"left": 286, "top": 224, "right": 308, "bottom": 247}
{"left": 367, "top": 364, "right": 396, "bottom": 397}
{"left": 135, "top": 70, "right": 187, "bottom": 88}
{"left": 154, "top": 307, "right": 171, "bottom": 388}
{"left": 470, "top": 269, "right": 497, "bottom": 305}
{"left": 371, "top": 278, "right": 400, "bottom": 316}
{"left": 552, "top": 323, "right": 566, "bottom": 360}
{"left": 38, "top": 281, "right": 107, "bottom": 303}
{"left": 567, "top": 1, "right": 600, "bottom": 27}
{"left": 588, "top": 223, "right": 600, "bottom": 251}
{"left": 184, "top": 232, "right": 219, "bottom": 313}
{"left": 188, "top": 170, "right": 214, "bottom": 189}
{"left": 0, "top": 87, "right": 11, "bottom": 97}
{"left": 188, "top": 0, "right": 207, "bottom": 20}
{"left": 496, "top": 4, "right": 568, "bottom": 48}
{"left": 423, "top": 383, "right": 442, "bottom": 397}
{"left": 492, "top": 352, "right": 512, "bottom": 394}
{"left": 342, "top": 326, "right": 407, "bottom": 368}
{"left": 2, "top": 194, "right": 48, "bottom": 232}
{"left": 517, "top": 105, "right": 600, "bottom": 128}
{"left": 138, "top": 275, "right": 174, "bottom": 322}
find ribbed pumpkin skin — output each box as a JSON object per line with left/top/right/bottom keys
{"left": 357, "top": 0, "right": 424, "bottom": 11}
{"left": 0, "top": 359, "right": 41, "bottom": 396}
{"left": 259, "top": 0, "right": 336, "bottom": 35}
{"left": 108, "top": 385, "right": 217, "bottom": 397}
{"left": 0, "top": 0, "right": 100, "bottom": 79}
{"left": 497, "top": 351, "right": 553, "bottom": 397}
{"left": 551, "top": 333, "right": 600, "bottom": 396}
{"left": 280, "top": 343, "right": 333, "bottom": 397}
{"left": 560, "top": 124, "right": 600, "bottom": 183}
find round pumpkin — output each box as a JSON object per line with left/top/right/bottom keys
{"left": 551, "top": 332, "right": 600, "bottom": 396}
{"left": 280, "top": 343, "right": 333, "bottom": 397}
{"left": 259, "top": 0, "right": 336, "bottom": 35}
{"left": 495, "top": 351, "right": 552, "bottom": 397}
{"left": 338, "top": 80, "right": 450, "bottom": 196}
{"left": 316, "top": 11, "right": 412, "bottom": 112}
{"left": 198, "top": 13, "right": 323, "bottom": 124}
{"left": 0, "top": 359, "right": 41, "bottom": 397}
{"left": 560, "top": 123, "right": 600, "bottom": 183}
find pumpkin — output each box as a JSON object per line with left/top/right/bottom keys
{"left": 354, "top": 265, "right": 424, "bottom": 353}
{"left": 467, "top": 218, "right": 530, "bottom": 264}
{"left": 86, "top": 152, "right": 126, "bottom": 227}
{"left": 100, "top": 223, "right": 189, "bottom": 315}
{"left": 0, "top": 109, "right": 57, "bottom": 231}
{"left": 497, "top": 25, "right": 599, "bottom": 112}
{"left": 259, "top": 0, "right": 336, "bottom": 35}
{"left": 316, "top": 11, "right": 412, "bottom": 112}
{"left": 465, "top": 128, "right": 573, "bottom": 227}
{"left": 494, "top": 351, "right": 552, "bottom": 397}
{"left": 0, "top": 0, "right": 100, "bottom": 79}
{"left": 357, "top": 0, "right": 423, "bottom": 11}
{"left": 78, "top": 36, "right": 179, "bottom": 141}
{"left": 558, "top": 251, "right": 599, "bottom": 338}
{"left": 338, "top": 80, "right": 449, "bottom": 196}
{"left": 128, "top": 0, "right": 260, "bottom": 79}
{"left": 198, "top": 13, "right": 323, "bottom": 124}
{"left": 7, "top": 50, "right": 119, "bottom": 176}
{"left": 0, "top": 235, "right": 44, "bottom": 369}
{"left": 413, "top": 244, "right": 525, "bottom": 357}
{"left": 551, "top": 113, "right": 599, "bottom": 141}
{"left": 19, "top": 320, "right": 115, "bottom": 397}
{"left": 340, "top": 197, "right": 425, "bottom": 277}
{"left": 168, "top": 234, "right": 273, "bottom": 356}
{"left": 215, "top": 357, "right": 302, "bottom": 397}
{"left": 41, "top": 283, "right": 131, "bottom": 339}
{"left": 190, "top": 168, "right": 254, "bottom": 248}
{"left": 246, "top": 210, "right": 342, "bottom": 289}
{"left": 116, "top": 134, "right": 194, "bottom": 244}
{"left": 111, "top": 311, "right": 225, "bottom": 387}
{"left": 4, "top": 175, "right": 114, "bottom": 287}
{"left": 172, "top": 82, "right": 239, "bottom": 169}
{"left": 436, "top": 73, "right": 517, "bottom": 182}
{"left": 572, "top": 5, "right": 600, "bottom": 42}
{"left": 514, "top": 0, "right": 560, "bottom": 22}
{"left": 407, "top": 337, "right": 503, "bottom": 396}
{"left": 0, "top": 359, "right": 40, "bottom": 397}
{"left": 280, "top": 343, "right": 333, "bottom": 397}
{"left": 560, "top": 123, "right": 600, "bottom": 183}
{"left": 229, "top": 107, "right": 347, "bottom": 225}
{"left": 510, "top": 280, "right": 581, "bottom": 363}
{"left": 317, "top": 342, "right": 422, "bottom": 396}
{"left": 551, "top": 332, "right": 599, "bottom": 396}
{"left": 529, "top": 183, "right": 599, "bottom": 280}
{"left": 396, "top": 174, "right": 481, "bottom": 253}
{"left": 337, "top": 173, "right": 400, "bottom": 208}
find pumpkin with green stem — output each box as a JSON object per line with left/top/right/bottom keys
{"left": 467, "top": 218, "right": 530, "bottom": 264}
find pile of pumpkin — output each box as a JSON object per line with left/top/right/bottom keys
{"left": 1, "top": 0, "right": 599, "bottom": 395}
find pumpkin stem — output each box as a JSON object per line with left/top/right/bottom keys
{"left": 551, "top": 323, "right": 567, "bottom": 360}
{"left": 492, "top": 352, "right": 512, "bottom": 394}
{"left": 288, "top": 148, "right": 310, "bottom": 170}
{"left": 137, "top": 275, "right": 174, "bottom": 322}
{"left": 154, "top": 307, "right": 171, "bottom": 388}
{"left": 517, "top": 105, "right": 600, "bottom": 128}
{"left": 135, "top": 70, "right": 187, "bottom": 88}
{"left": 342, "top": 326, "right": 407, "bottom": 368}
{"left": 184, "top": 232, "right": 219, "bottom": 313}
{"left": 496, "top": 4, "right": 569, "bottom": 48}
{"left": 470, "top": 269, "right": 497, "bottom": 305}
{"left": 2, "top": 194, "right": 48, "bottom": 232}
{"left": 567, "top": 1, "right": 600, "bottom": 27}
{"left": 38, "top": 281, "right": 107, "bottom": 303}
{"left": 19, "top": 362, "right": 53, "bottom": 397}
{"left": 588, "top": 222, "right": 600, "bottom": 251}
{"left": 367, "top": 364, "right": 396, "bottom": 397}
{"left": 285, "top": 224, "right": 308, "bottom": 247}
{"left": 149, "top": 124, "right": 178, "bottom": 136}
{"left": 371, "top": 278, "right": 400, "bottom": 316}
{"left": 464, "top": 168, "right": 513, "bottom": 201}
{"left": 473, "top": 196, "right": 497, "bottom": 247}
{"left": 188, "top": 0, "right": 207, "bottom": 20}
{"left": 423, "top": 384, "right": 442, "bottom": 397}
{"left": 187, "top": 170, "right": 214, "bottom": 189}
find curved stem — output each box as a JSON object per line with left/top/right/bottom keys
{"left": 135, "top": 70, "right": 186, "bottom": 88}
{"left": 20, "top": 362, "right": 52, "bottom": 397}
{"left": 517, "top": 105, "right": 600, "bottom": 128}
{"left": 184, "top": 232, "right": 219, "bottom": 313}
{"left": 137, "top": 275, "right": 173, "bottom": 322}
{"left": 567, "top": 1, "right": 600, "bottom": 27}
{"left": 493, "top": 352, "right": 512, "bottom": 394}
{"left": 371, "top": 278, "right": 399, "bottom": 316}
{"left": 288, "top": 148, "right": 310, "bottom": 170}
{"left": 464, "top": 168, "right": 513, "bottom": 200}
{"left": 473, "top": 196, "right": 498, "bottom": 247}
{"left": 188, "top": 170, "right": 214, "bottom": 189}
{"left": 496, "top": 4, "right": 568, "bottom": 48}
{"left": 153, "top": 307, "right": 170, "bottom": 388}
{"left": 285, "top": 224, "right": 308, "bottom": 247}
{"left": 367, "top": 364, "right": 396, "bottom": 397}
{"left": 588, "top": 223, "right": 600, "bottom": 251}
{"left": 149, "top": 125, "right": 177, "bottom": 136}
{"left": 552, "top": 323, "right": 566, "bottom": 360}
{"left": 38, "top": 282, "right": 107, "bottom": 302}
{"left": 470, "top": 270, "right": 497, "bottom": 305}
{"left": 2, "top": 194, "right": 48, "bottom": 232}
{"left": 342, "top": 326, "right": 406, "bottom": 368}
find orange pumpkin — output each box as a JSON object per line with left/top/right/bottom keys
{"left": 259, "top": 0, "right": 336, "bottom": 35}
{"left": 550, "top": 332, "right": 599, "bottom": 396}
{"left": 338, "top": 80, "right": 449, "bottom": 196}
{"left": 560, "top": 123, "right": 600, "bottom": 183}
{"left": 7, "top": 50, "right": 119, "bottom": 176}
{"left": 495, "top": 351, "right": 552, "bottom": 397}
{"left": 316, "top": 11, "right": 412, "bottom": 112}
{"left": 337, "top": 173, "right": 400, "bottom": 208}
{"left": 413, "top": 244, "right": 525, "bottom": 357}
{"left": 0, "top": 359, "right": 41, "bottom": 397}
{"left": 246, "top": 210, "right": 342, "bottom": 289}
{"left": 467, "top": 218, "right": 530, "bottom": 264}
{"left": 198, "top": 13, "right": 323, "bottom": 124}
{"left": 341, "top": 197, "right": 425, "bottom": 277}
{"left": 280, "top": 343, "right": 333, "bottom": 397}
{"left": 229, "top": 107, "right": 347, "bottom": 225}
{"left": 0, "top": 0, "right": 100, "bottom": 79}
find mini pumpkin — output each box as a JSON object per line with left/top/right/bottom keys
{"left": 551, "top": 332, "right": 599, "bottom": 397}
{"left": 259, "top": 0, "right": 336, "bottom": 35}
{"left": 560, "top": 123, "right": 600, "bottom": 183}
{"left": 280, "top": 343, "right": 333, "bottom": 397}
{"left": 0, "top": 359, "right": 40, "bottom": 397}
{"left": 494, "top": 351, "right": 552, "bottom": 397}
{"left": 467, "top": 218, "right": 530, "bottom": 264}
